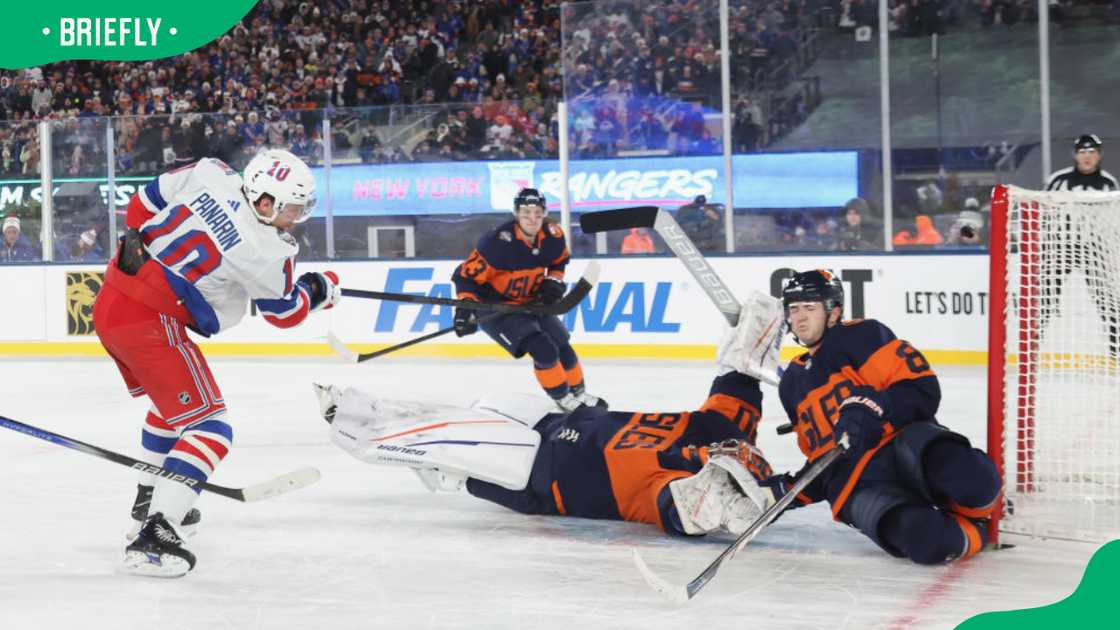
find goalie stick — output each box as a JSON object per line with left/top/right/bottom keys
{"left": 581, "top": 207, "right": 787, "bottom": 387}
{"left": 0, "top": 415, "right": 320, "bottom": 503}
{"left": 632, "top": 438, "right": 848, "bottom": 603}
{"left": 328, "top": 261, "right": 601, "bottom": 364}
{"left": 340, "top": 260, "right": 599, "bottom": 316}
{"left": 580, "top": 207, "right": 740, "bottom": 326}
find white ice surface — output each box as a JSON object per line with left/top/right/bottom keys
{"left": 0, "top": 357, "right": 1099, "bottom": 630}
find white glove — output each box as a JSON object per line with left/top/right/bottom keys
{"left": 716, "top": 290, "right": 786, "bottom": 386}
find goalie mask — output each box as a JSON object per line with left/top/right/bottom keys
{"left": 243, "top": 149, "right": 317, "bottom": 225}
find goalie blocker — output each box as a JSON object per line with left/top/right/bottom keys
{"left": 315, "top": 292, "right": 788, "bottom": 538}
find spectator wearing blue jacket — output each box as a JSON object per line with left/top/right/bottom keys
{"left": 1, "top": 215, "right": 38, "bottom": 262}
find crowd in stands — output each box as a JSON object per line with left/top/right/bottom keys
{"left": 560, "top": 0, "right": 814, "bottom": 157}
{"left": 0, "top": 0, "right": 1111, "bottom": 177}
{"left": 0, "top": 0, "right": 826, "bottom": 176}
{"left": 0, "top": 0, "right": 1112, "bottom": 263}
{"left": 837, "top": 0, "right": 1118, "bottom": 34}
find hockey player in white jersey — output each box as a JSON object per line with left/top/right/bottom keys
{"left": 92, "top": 149, "right": 340, "bottom": 577}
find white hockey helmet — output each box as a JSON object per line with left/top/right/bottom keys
{"left": 242, "top": 148, "right": 317, "bottom": 224}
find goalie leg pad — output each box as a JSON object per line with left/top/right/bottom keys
{"left": 330, "top": 387, "right": 541, "bottom": 491}
{"left": 470, "top": 392, "right": 559, "bottom": 429}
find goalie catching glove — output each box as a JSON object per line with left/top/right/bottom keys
{"left": 297, "top": 271, "right": 341, "bottom": 312}
{"left": 716, "top": 290, "right": 786, "bottom": 386}
{"left": 669, "top": 440, "right": 778, "bottom": 536}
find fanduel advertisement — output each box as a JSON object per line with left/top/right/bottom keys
{"left": 371, "top": 266, "right": 682, "bottom": 334}
{"left": 314, "top": 151, "right": 859, "bottom": 216}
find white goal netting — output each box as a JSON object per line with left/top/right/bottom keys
{"left": 993, "top": 185, "right": 1120, "bottom": 542}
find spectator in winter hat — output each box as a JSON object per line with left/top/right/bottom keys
{"left": 836, "top": 197, "right": 879, "bottom": 251}
{"left": 68, "top": 228, "right": 104, "bottom": 262}
{"left": 2, "top": 215, "right": 38, "bottom": 262}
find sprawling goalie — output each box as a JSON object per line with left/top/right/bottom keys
{"left": 314, "top": 292, "right": 787, "bottom": 538}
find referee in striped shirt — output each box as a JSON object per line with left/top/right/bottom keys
{"left": 1041, "top": 134, "right": 1119, "bottom": 361}
{"left": 1045, "top": 134, "right": 1118, "bottom": 191}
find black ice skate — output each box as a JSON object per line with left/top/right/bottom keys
{"left": 121, "top": 512, "right": 197, "bottom": 578}
{"left": 128, "top": 484, "right": 201, "bottom": 540}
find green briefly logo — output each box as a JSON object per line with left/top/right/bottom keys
{"left": 958, "top": 540, "right": 1120, "bottom": 628}
{"left": 1, "top": 1, "right": 259, "bottom": 69}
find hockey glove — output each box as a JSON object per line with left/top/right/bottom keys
{"left": 757, "top": 472, "right": 803, "bottom": 524}
{"left": 759, "top": 473, "right": 793, "bottom": 505}
{"left": 535, "top": 277, "right": 565, "bottom": 305}
{"left": 453, "top": 306, "right": 478, "bottom": 337}
{"left": 833, "top": 391, "right": 889, "bottom": 456}
{"left": 117, "top": 228, "right": 150, "bottom": 275}
{"left": 298, "top": 271, "right": 342, "bottom": 312}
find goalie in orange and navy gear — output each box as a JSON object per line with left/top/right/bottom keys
{"left": 772, "top": 269, "right": 1002, "bottom": 564}
{"left": 321, "top": 292, "right": 789, "bottom": 538}
{"left": 466, "top": 370, "right": 773, "bottom": 535}
{"left": 451, "top": 188, "right": 603, "bottom": 412}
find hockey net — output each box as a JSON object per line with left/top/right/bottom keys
{"left": 988, "top": 184, "right": 1120, "bottom": 543}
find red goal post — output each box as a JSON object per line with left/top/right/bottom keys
{"left": 987, "top": 184, "right": 1120, "bottom": 543}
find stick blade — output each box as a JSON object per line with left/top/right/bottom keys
{"left": 326, "top": 331, "right": 358, "bottom": 363}
{"left": 579, "top": 206, "right": 660, "bottom": 233}
{"left": 577, "top": 259, "right": 600, "bottom": 286}
{"left": 631, "top": 548, "right": 690, "bottom": 604}
{"left": 239, "top": 467, "right": 322, "bottom": 502}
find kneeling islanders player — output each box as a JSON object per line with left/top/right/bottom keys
{"left": 774, "top": 269, "right": 1002, "bottom": 564}
{"left": 315, "top": 293, "right": 787, "bottom": 538}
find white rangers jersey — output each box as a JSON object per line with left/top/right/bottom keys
{"left": 135, "top": 158, "right": 313, "bottom": 335}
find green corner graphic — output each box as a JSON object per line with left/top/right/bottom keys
{"left": 1, "top": 1, "right": 259, "bottom": 69}
{"left": 957, "top": 540, "right": 1120, "bottom": 629}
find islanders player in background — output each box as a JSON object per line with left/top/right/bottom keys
{"left": 451, "top": 188, "right": 603, "bottom": 412}
{"left": 313, "top": 292, "right": 789, "bottom": 538}
{"left": 773, "top": 269, "right": 1002, "bottom": 564}
{"left": 92, "top": 149, "right": 341, "bottom": 577}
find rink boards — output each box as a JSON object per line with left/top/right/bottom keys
{"left": 0, "top": 253, "right": 991, "bottom": 364}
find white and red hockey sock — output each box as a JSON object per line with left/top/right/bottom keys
{"left": 150, "top": 415, "right": 233, "bottom": 525}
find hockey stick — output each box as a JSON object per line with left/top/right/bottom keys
{"left": 328, "top": 261, "right": 601, "bottom": 364}
{"left": 0, "top": 415, "right": 321, "bottom": 503}
{"left": 326, "top": 312, "right": 503, "bottom": 364}
{"left": 340, "top": 260, "right": 600, "bottom": 317}
{"left": 580, "top": 207, "right": 740, "bottom": 325}
{"left": 632, "top": 438, "right": 848, "bottom": 603}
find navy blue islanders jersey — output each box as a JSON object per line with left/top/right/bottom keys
{"left": 467, "top": 372, "right": 771, "bottom": 532}
{"left": 778, "top": 319, "right": 940, "bottom": 515}
{"left": 452, "top": 219, "right": 569, "bottom": 304}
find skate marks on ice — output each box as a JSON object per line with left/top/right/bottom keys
{"left": 0, "top": 359, "right": 1099, "bottom": 630}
